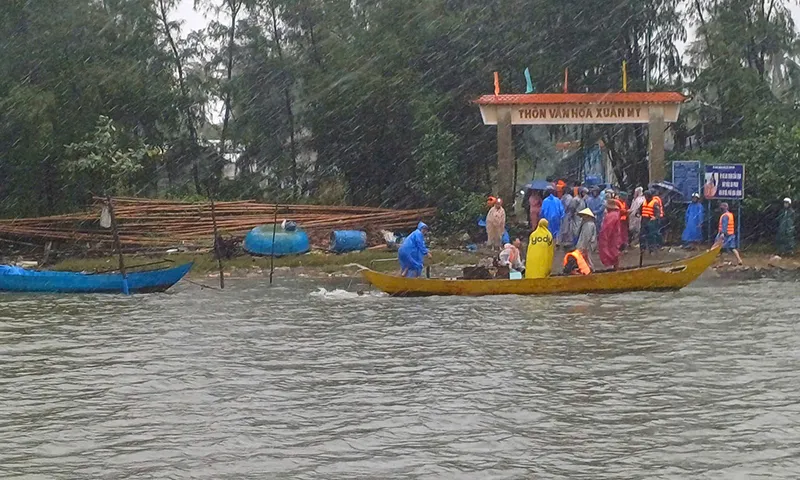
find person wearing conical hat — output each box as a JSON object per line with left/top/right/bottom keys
{"left": 575, "top": 208, "right": 597, "bottom": 270}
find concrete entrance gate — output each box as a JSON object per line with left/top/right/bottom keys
{"left": 474, "top": 92, "right": 686, "bottom": 201}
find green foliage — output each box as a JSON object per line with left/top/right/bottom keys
{"left": 1, "top": 0, "right": 799, "bottom": 241}
{"left": 65, "top": 116, "right": 159, "bottom": 195}
{"left": 722, "top": 125, "right": 800, "bottom": 210}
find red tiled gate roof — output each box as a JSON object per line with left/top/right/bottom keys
{"left": 474, "top": 92, "right": 687, "bottom": 105}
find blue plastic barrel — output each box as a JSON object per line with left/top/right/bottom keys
{"left": 329, "top": 230, "right": 367, "bottom": 253}
{"left": 244, "top": 224, "right": 310, "bottom": 257}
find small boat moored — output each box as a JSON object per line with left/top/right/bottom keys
{"left": 244, "top": 224, "right": 310, "bottom": 257}
{"left": 0, "top": 262, "right": 193, "bottom": 294}
{"left": 362, "top": 247, "right": 720, "bottom": 297}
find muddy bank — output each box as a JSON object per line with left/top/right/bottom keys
{"left": 10, "top": 246, "right": 800, "bottom": 282}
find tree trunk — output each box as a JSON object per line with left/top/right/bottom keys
{"left": 269, "top": 0, "right": 298, "bottom": 200}
{"left": 157, "top": 0, "right": 202, "bottom": 194}
{"left": 218, "top": 0, "right": 242, "bottom": 190}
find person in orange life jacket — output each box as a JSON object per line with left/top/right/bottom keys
{"left": 639, "top": 190, "right": 661, "bottom": 253}
{"left": 652, "top": 192, "right": 665, "bottom": 248}
{"left": 563, "top": 246, "right": 591, "bottom": 275}
{"left": 716, "top": 202, "right": 743, "bottom": 265}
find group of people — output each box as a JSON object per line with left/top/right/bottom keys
{"left": 519, "top": 182, "right": 664, "bottom": 273}
{"left": 397, "top": 182, "right": 797, "bottom": 278}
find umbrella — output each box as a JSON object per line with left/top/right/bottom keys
{"left": 525, "top": 179, "right": 551, "bottom": 191}
{"left": 649, "top": 181, "right": 682, "bottom": 208}
{"left": 649, "top": 181, "right": 682, "bottom": 196}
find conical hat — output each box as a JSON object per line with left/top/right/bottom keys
{"left": 577, "top": 208, "right": 595, "bottom": 218}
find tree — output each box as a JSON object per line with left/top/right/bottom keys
{"left": 65, "top": 116, "right": 160, "bottom": 196}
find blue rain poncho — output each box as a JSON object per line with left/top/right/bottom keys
{"left": 586, "top": 195, "right": 605, "bottom": 228}
{"left": 681, "top": 202, "right": 704, "bottom": 243}
{"left": 398, "top": 222, "right": 429, "bottom": 277}
{"left": 540, "top": 194, "right": 564, "bottom": 239}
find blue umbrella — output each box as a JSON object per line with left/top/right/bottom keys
{"left": 525, "top": 179, "right": 551, "bottom": 191}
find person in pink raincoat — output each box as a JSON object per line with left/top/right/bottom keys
{"left": 598, "top": 199, "right": 623, "bottom": 270}
{"left": 485, "top": 197, "right": 506, "bottom": 248}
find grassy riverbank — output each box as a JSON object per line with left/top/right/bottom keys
{"left": 51, "top": 249, "right": 479, "bottom": 277}
{"left": 47, "top": 246, "right": 800, "bottom": 280}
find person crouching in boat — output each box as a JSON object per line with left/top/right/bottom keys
{"left": 398, "top": 222, "right": 432, "bottom": 277}
{"left": 499, "top": 238, "right": 525, "bottom": 273}
{"left": 525, "top": 219, "right": 555, "bottom": 279}
{"left": 563, "top": 247, "right": 591, "bottom": 275}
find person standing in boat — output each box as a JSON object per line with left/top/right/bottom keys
{"left": 599, "top": 199, "right": 623, "bottom": 270}
{"left": 575, "top": 208, "right": 597, "bottom": 270}
{"left": 525, "top": 219, "right": 555, "bottom": 279}
{"left": 639, "top": 190, "right": 661, "bottom": 253}
{"left": 586, "top": 186, "right": 605, "bottom": 229}
{"left": 558, "top": 186, "right": 578, "bottom": 246}
{"left": 398, "top": 222, "right": 432, "bottom": 277}
{"left": 628, "top": 187, "right": 645, "bottom": 247}
{"left": 681, "top": 193, "right": 704, "bottom": 248}
{"left": 485, "top": 197, "right": 506, "bottom": 248}
{"left": 541, "top": 186, "right": 564, "bottom": 241}
{"left": 716, "top": 203, "right": 743, "bottom": 265}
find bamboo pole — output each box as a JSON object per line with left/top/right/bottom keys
{"left": 106, "top": 195, "right": 129, "bottom": 295}
{"left": 208, "top": 188, "right": 225, "bottom": 289}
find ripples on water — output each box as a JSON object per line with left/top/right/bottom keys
{"left": 1, "top": 276, "right": 799, "bottom": 479}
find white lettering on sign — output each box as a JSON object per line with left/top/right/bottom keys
{"left": 479, "top": 103, "right": 682, "bottom": 125}
{"left": 518, "top": 106, "right": 643, "bottom": 122}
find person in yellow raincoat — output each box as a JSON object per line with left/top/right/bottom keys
{"left": 525, "top": 218, "right": 555, "bottom": 279}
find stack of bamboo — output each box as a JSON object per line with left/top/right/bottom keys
{"left": 0, "top": 197, "right": 436, "bottom": 250}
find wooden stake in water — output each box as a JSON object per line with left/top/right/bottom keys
{"left": 208, "top": 188, "right": 225, "bottom": 289}
{"left": 269, "top": 204, "right": 278, "bottom": 285}
{"left": 106, "top": 195, "right": 129, "bottom": 295}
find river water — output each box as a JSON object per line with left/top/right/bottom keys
{"left": 1, "top": 276, "right": 799, "bottom": 479}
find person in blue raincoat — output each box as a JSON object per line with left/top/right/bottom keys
{"left": 586, "top": 186, "right": 605, "bottom": 229}
{"left": 540, "top": 186, "right": 564, "bottom": 240}
{"left": 398, "top": 222, "right": 431, "bottom": 277}
{"left": 681, "top": 193, "right": 704, "bottom": 247}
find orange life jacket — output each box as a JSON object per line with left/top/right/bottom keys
{"left": 653, "top": 196, "right": 664, "bottom": 218}
{"left": 563, "top": 250, "right": 591, "bottom": 275}
{"left": 614, "top": 199, "right": 628, "bottom": 221}
{"left": 719, "top": 211, "right": 735, "bottom": 235}
{"left": 641, "top": 199, "right": 656, "bottom": 219}
{"left": 556, "top": 180, "right": 566, "bottom": 198}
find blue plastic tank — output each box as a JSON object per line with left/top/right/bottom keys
{"left": 329, "top": 230, "right": 367, "bottom": 253}
{"left": 243, "top": 224, "right": 310, "bottom": 256}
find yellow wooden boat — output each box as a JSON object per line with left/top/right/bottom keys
{"left": 362, "top": 246, "right": 720, "bottom": 297}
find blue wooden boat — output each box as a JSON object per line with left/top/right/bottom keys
{"left": 0, "top": 262, "right": 193, "bottom": 294}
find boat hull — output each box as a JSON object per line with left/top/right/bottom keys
{"left": 362, "top": 248, "right": 720, "bottom": 297}
{"left": 0, "top": 263, "right": 193, "bottom": 294}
